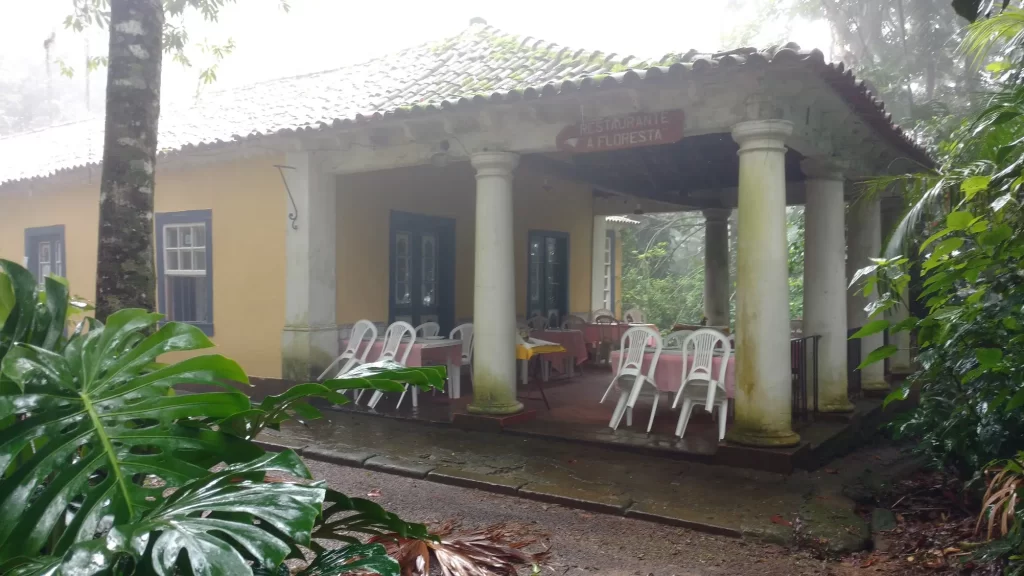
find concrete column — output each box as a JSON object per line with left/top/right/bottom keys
{"left": 468, "top": 151, "right": 523, "bottom": 415}
{"left": 591, "top": 214, "right": 609, "bottom": 313}
{"left": 847, "top": 193, "right": 888, "bottom": 390}
{"left": 726, "top": 120, "right": 800, "bottom": 447}
{"left": 703, "top": 209, "right": 731, "bottom": 327}
{"left": 881, "top": 207, "right": 914, "bottom": 375}
{"left": 802, "top": 160, "right": 854, "bottom": 412}
{"left": 281, "top": 151, "right": 339, "bottom": 381}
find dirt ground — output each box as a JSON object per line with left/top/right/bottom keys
{"left": 305, "top": 459, "right": 890, "bottom": 576}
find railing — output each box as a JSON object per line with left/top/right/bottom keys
{"left": 791, "top": 335, "right": 821, "bottom": 421}
{"left": 847, "top": 327, "right": 862, "bottom": 396}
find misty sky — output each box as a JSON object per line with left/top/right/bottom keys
{"left": 1, "top": 0, "right": 830, "bottom": 117}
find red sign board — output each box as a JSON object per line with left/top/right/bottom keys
{"left": 556, "top": 110, "right": 684, "bottom": 153}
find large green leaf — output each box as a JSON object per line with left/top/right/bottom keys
{"left": 8, "top": 451, "right": 324, "bottom": 576}
{"left": 311, "top": 488, "right": 431, "bottom": 549}
{"left": 0, "top": 308, "right": 265, "bottom": 564}
{"left": 296, "top": 544, "right": 399, "bottom": 576}
{"left": 857, "top": 344, "right": 899, "bottom": 370}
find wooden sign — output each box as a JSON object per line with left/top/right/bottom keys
{"left": 556, "top": 110, "right": 684, "bottom": 153}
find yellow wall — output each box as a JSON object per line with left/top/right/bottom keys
{"left": 336, "top": 161, "right": 595, "bottom": 326}
{"left": 1, "top": 153, "right": 597, "bottom": 377}
{"left": 0, "top": 155, "right": 286, "bottom": 378}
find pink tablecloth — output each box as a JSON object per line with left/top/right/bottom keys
{"left": 530, "top": 329, "right": 588, "bottom": 368}
{"left": 608, "top": 350, "right": 736, "bottom": 398}
{"left": 532, "top": 327, "right": 589, "bottom": 373}
{"left": 348, "top": 339, "right": 462, "bottom": 369}
{"left": 579, "top": 323, "right": 659, "bottom": 347}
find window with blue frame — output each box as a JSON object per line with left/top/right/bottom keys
{"left": 156, "top": 210, "right": 213, "bottom": 335}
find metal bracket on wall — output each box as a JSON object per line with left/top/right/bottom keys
{"left": 274, "top": 164, "right": 299, "bottom": 230}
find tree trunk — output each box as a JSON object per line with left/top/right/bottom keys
{"left": 95, "top": 0, "right": 164, "bottom": 320}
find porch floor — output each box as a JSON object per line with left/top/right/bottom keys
{"left": 335, "top": 364, "right": 873, "bottom": 473}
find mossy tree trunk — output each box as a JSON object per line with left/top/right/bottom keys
{"left": 95, "top": 0, "right": 164, "bottom": 321}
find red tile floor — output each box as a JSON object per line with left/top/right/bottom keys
{"left": 344, "top": 361, "right": 728, "bottom": 457}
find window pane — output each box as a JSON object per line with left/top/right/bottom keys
{"left": 166, "top": 227, "right": 178, "bottom": 248}
{"left": 166, "top": 249, "right": 179, "bottom": 271}
{"left": 55, "top": 242, "right": 62, "bottom": 264}
{"left": 194, "top": 248, "right": 207, "bottom": 271}
{"left": 396, "top": 233, "right": 409, "bottom": 257}
{"left": 40, "top": 264, "right": 51, "bottom": 278}
{"left": 194, "top": 224, "right": 206, "bottom": 247}
{"left": 421, "top": 234, "right": 436, "bottom": 305}
{"left": 180, "top": 249, "right": 192, "bottom": 271}
{"left": 39, "top": 242, "right": 50, "bottom": 263}
{"left": 181, "top": 226, "right": 193, "bottom": 248}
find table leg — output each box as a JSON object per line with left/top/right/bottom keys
{"left": 448, "top": 358, "right": 460, "bottom": 399}
{"left": 520, "top": 359, "right": 527, "bottom": 386}
{"left": 541, "top": 358, "right": 550, "bottom": 382}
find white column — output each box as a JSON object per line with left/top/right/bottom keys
{"left": 281, "top": 151, "right": 339, "bottom": 381}
{"left": 703, "top": 209, "right": 731, "bottom": 327}
{"left": 802, "top": 160, "right": 854, "bottom": 412}
{"left": 468, "top": 151, "right": 523, "bottom": 415}
{"left": 591, "top": 214, "right": 609, "bottom": 314}
{"left": 727, "top": 120, "right": 800, "bottom": 447}
{"left": 847, "top": 193, "right": 888, "bottom": 390}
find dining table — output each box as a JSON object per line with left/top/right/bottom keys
{"left": 352, "top": 337, "right": 464, "bottom": 403}
{"left": 516, "top": 337, "right": 566, "bottom": 385}
{"left": 608, "top": 348, "right": 736, "bottom": 399}
{"left": 577, "top": 323, "right": 660, "bottom": 348}
{"left": 529, "top": 328, "right": 588, "bottom": 377}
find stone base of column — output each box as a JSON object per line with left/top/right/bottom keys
{"left": 726, "top": 426, "right": 801, "bottom": 448}
{"left": 281, "top": 325, "right": 341, "bottom": 381}
{"left": 819, "top": 398, "right": 856, "bottom": 413}
{"left": 467, "top": 400, "right": 525, "bottom": 415}
{"left": 861, "top": 379, "right": 890, "bottom": 392}
{"left": 467, "top": 367, "right": 524, "bottom": 415}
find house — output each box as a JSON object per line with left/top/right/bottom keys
{"left": 0, "top": 21, "right": 925, "bottom": 447}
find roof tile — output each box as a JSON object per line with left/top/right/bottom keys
{"left": 0, "top": 23, "right": 929, "bottom": 186}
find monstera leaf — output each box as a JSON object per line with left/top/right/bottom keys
{"left": 0, "top": 261, "right": 69, "bottom": 369}
{"left": 0, "top": 307, "right": 265, "bottom": 567}
{"left": 8, "top": 451, "right": 326, "bottom": 576}
{"left": 220, "top": 361, "right": 446, "bottom": 439}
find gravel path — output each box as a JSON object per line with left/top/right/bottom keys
{"left": 306, "top": 459, "right": 871, "bottom": 576}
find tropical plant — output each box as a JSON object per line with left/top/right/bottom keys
{"left": 848, "top": 4, "right": 1024, "bottom": 571}
{"left": 0, "top": 258, "right": 443, "bottom": 575}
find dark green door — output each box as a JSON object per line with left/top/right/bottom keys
{"left": 389, "top": 211, "right": 455, "bottom": 333}
{"left": 527, "top": 230, "right": 569, "bottom": 325}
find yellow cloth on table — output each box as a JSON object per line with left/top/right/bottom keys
{"left": 515, "top": 338, "right": 566, "bottom": 360}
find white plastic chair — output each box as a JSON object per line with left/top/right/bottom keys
{"left": 599, "top": 326, "right": 663, "bottom": 432}
{"left": 663, "top": 330, "right": 694, "bottom": 350}
{"left": 591, "top": 308, "right": 614, "bottom": 322}
{"left": 562, "top": 314, "right": 587, "bottom": 329}
{"left": 319, "top": 319, "right": 377, "bottom": 382}
{"left": 366, "top": 321, "right": 416, "bottom": 410}
{"left": 624, "top": 308, "right": 646, "bottom": 323}
{"left": 415, "top": 321, "right": 440, "bottom": 338}
{"left": 526, "top": 314, "right": 548, "bottom": 331}
{"left": 450, "top": 323, "right": 474, "bottom": 367}
{"left": 672, "top": 328, "right": 731, "bottom": 441}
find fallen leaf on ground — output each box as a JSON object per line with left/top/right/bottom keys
{"left": 860, "top": 557, "right": 876, "bottom": 567}
{"left": 770, "top": 514, "right": 793, "bottom": 527}
{"left": 824, "top": 468, "right": 839, "bottom": 474}
{"left": 367, "top": 489, "right": 382, "bottom": 498}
